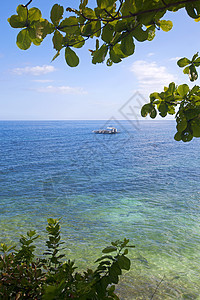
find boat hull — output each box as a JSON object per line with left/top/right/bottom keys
{"left": 92, "top": 130, "right": 119, "bottom": 134}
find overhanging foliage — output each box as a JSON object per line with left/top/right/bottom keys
{"left": 8, "top": 0, "right": 200, "bottom": 141}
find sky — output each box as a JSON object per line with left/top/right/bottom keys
{"left": 1, "top": 1, "right": 200, "bottom": 120}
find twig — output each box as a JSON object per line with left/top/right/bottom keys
{"left": 150, "top": 275, "right": 165, "bottom": 300}
{"left": 78, "top": 0, "right": 200, "bottom": 23}
{"left": 66, "top": 24, "right": 106, "bottom": 47}
{"left": 24, "top": 0, "right": 32, "bottom": 7}
{"left": 57, "top": 22, "right": 86, "bottom": 30}
{"left": 161, "top": 0, "right": 168, "bottom": 6}
{"left": 104, "top": 9, "right": 115, "bottom": 20}
{"left": 114, "top": 0, "right": 123, "bottom": 18}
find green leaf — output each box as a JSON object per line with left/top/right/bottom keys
{"left": 102, "top": 246, "right": 117, "bottom": 253}
{"left": 97, "top": 0, "right": 113, "bottom": 9}
{"left": 79, "top": 0, "right": 88, "bottom": 10}
{"left": 38, "top": 19, "right": 54, "bottom": 39}
{"left": 108, "top": 268, "right": 120, "bottom": 284}
{"left": 92, "top": 44, "right": 108, "bottom": 64}
{"left": 97, "top": 276, "right": 110, "bottom": 296}
{"left": 108, "top": 285, "right": 116, "bottom": 295}
{"left": 28, "top": 26, "right": 37, "bottom": 40}
{"left": 168, "top": 105, "right": 176, "bottom": 115}
{"left": 95, "top": 255, "right": 114, "bottom": 263}
{"left": 59, "top": 17, "right": 79, "bottom": 34}
{"left": 174, "top": 131, "right": 182, "bottom": 141}
{"left": 132, "top": 26, "right": 148, "bottom": 42}
{"left": 17, "top": 29, "right": 32, "bottom": 50}
{"left": 147, "top": 26, "right": 155, "bottom": 41}
{"left": 32, "top": 37, "right": 42, "bottom": 47}
{"left": 150, "top": 92, "right": 160, "bottom": 102}
{"left": 102, "top": 24, "right": 114, "bottom": 43}
{"left": 117, "top": 255, "right": 131, "bottom": 270}
{"left": 120, "top": 35, "right": 135, "bottom": 56}
{"left": 150, "top": 107, "right": 157, "bottom": 118}
{"left": 181, "top": 129, "right": 193, "bottom": 142}
{"left": 192, "top": 52, "right": 199, "bottom": 62}
{"left": 177, "top": 57, "right": 191, "bottom": 67}
{"left": 81, "top": 22, "right": 93, "bottom": 36}
{"left": 159, "top": 20, "right": 173, "bottom": 32}
{"left": 43, "top": 286, "right": 57, "bottom": 300}
{"left": 121, "top": 0, "right": 136, "bottom": 16}
{"left": 50, "top": 4, "right": 64, "bottom": 26}
{"left": 17, "top": 5, "right": 27, "bottom": 21}
{"left": 135, "top": 0, "right": 144, "bottom": 10}
{"left": 31, "top": 37, "right": 42, "bottom": 45}
{"left": 106, "top": 58, "right": 113, "bottom": 66}
{"left": 65, "top": 47, "right": 79, "bottom": 67}
{"left": 112, "top": 43, "right": 127, "bottom": 59}
{"left": 27, "top": 230, "right": 36, "bottom": 238}
{"left": 109, "top": 48, "right": 122, "bottom": 63}
{"left": 72, "top": 36, "right": 85, "bottom": 48}
{"left": 159, "top": 111, "right": 167, "bottom": 117}
{"left": 194, "top": 2, "right": 200, "bottom": 15}
{"left": 141, "top": 103, "right": 151, "bottom": 117}
{"left": 184, "top": 107, "right": 199, "bottom": 120}
{"left": 137, "top": 11, "right": 155, "bottom": 26}
{"left": 168, "top": 82, "right": 176, "bottom": 93}
{"left": 124, "top": 249, "right": 128, "bottom": 255}
{"left": 189, "top": 64, "right": 198, "bottom": 81}
{"left": 115, "top": 20, "right": 128, "bottom": 32}
{"left": 8, "top": 15, "right": 26, "bottom": 28}
{"left": 190, "top": 85, "right": 200, "bottom": 94}
{"left": 93, "top": 20, "right": 101, "bottom": 38}
{"left": 191, "top": 119, "right": 200, "bottom": 137}
{"left": 53, "top": 30, "right": 63, "bottom": 51}
{"left": 110, "top": 262, "right": 122, "bottom": 276}
{"left": 141, "top": 105, "right": 148, "bottom": 117}
{"left": 183, "top": 66, "right": 190, "bottom": 74}
{"left": 177, "top": 84, "right": 189, "bottom": 97}
{"left": 28, "top": 8, "right": 42, "bottom": 23}
{"left": 176, "top": 117, "right": 187, "bottom": 132}
{"left": 185, "top": 3, "right": 199, "bottom": 19}
{"left": 82, "top": 7, "right": 96, "bottom": 18}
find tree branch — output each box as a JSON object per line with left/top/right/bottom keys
{"left": 56, "top": 0, "right": 200, "bottom": 46}
{"left": 104, "top": 9, "right": 115, "bottom": 20}
{"left": 66, "top": 24, "right": 106, "bottom": 47}
{"left": 161, "top": 0, "right": 168, "bottom": 6}
{"left": 78, "top": 0, "right": 200, "bottom": 23}
{"left": 23, "top": 0, "right": 32, "bottom": 7}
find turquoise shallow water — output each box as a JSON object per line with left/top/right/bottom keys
{"left": 0, "top": 120, "right": 200, "bottom": 299}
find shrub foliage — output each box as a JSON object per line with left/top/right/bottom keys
{"left": 0, "top": 219, "right": 134, "bottom": 299}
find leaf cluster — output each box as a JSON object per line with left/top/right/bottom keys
{"left": 0, "top": 219, "right": 133, "bottom": 299}
{"left": 8, "top": 5, "right": 54, "bottom": 50}
{"left": 8, "top": 2, "right": 200, "bottom": 142}
{"left": 10, "top": 0, "right": 200, "bottom": 67}
{"left": 141, "top": 53, "right": 200, "bottom": 142}
{"left": 177, "top": 52, "right": 200, "bottom": 81}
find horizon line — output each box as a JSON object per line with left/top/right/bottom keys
{"left": 0, "top": 119, "right": 175, "bottom": 121}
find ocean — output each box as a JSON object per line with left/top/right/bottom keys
{"left": 0, "top": 120, "right": 199, "bottom": 299}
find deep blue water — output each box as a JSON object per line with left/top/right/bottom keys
{"left": 0, "top": 120, "right": 200, "bottom": 299}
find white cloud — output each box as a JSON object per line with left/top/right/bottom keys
{"left": 169, "top": 57, "right": 182, "bottom": 61}
{"left": 147, "top": 52, "right": 155, "bottom": 57}
{"left": 130, "top": 60, "right": 176, "bottom": 93}
{"left": 35, "top": 85, "right": 87, "bottom": 95}
{"left": 32, "top": 79, "right": 54, "bottom": 83}
{"left": 12, "top": 65, "right": 56, "bottom": 76}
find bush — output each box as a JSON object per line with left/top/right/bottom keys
{"left": 0, "top": 219, "right": 134, "bottom": 299}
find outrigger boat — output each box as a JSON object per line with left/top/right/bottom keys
{"left": 92, "top": 127, "right": 119, "bottom": 134}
